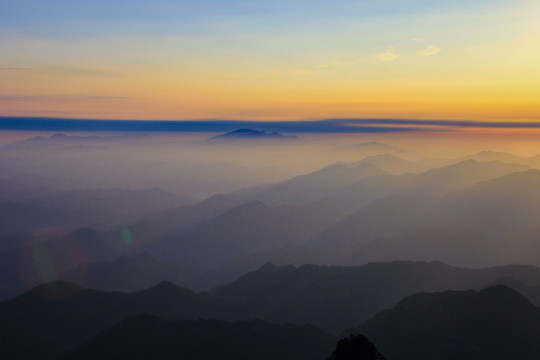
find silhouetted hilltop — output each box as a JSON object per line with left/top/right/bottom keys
{"left": 327, "top": 334, "right": 385, "bottom": 360}
{"left": 64, "top": 315, "right": 334, "bottom": 360}
{"left": 4, "top": 262, "right": 540, "bottom": 359}
{"left": 357, "top": 285, "right": 540, "bottom": 360}
{"left": 210, "top": 128, "right": 298, "bottom": 140}
{"left": 491, "top": 277, "right": 540, "bottom": 307}
{"left": 59, "top": 252, "right": 206, "bottom": 292}
{"left": 0, "top": 194, "right": 247, "bottom": 295}
{"left": 212, "top": 261, "right": 540, "bottom": 333}
{"left": 0, "top": 280, "right": 242, "bottom": 360}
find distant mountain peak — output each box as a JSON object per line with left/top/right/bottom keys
{"left": 210, "top": 128, "right": 298, "bottom": 140}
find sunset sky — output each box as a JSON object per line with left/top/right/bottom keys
{"left": 1, "top": 0, "right": 540, "bottom": 121}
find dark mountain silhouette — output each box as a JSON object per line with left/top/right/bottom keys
{"left": 327, "top": 334, "right": 385, "bottom": 360}
{"left": 0, "top": 281, "right": 243, "bottom": 360}
{"left": 212, "top": 261, "right": 540, "bottom": 333}
{"left": 210, "top": 128, "right": 298, "bottom": 140}
{"left": 4, "top": 262, "right": 540, "bottom": 359}
{"left": 324, "top": 160, "right": 528, "bottom": 213}
{"left": 248, "top": 162, "right": 388, "bottom": 206}
{"left": 59, "top": 252, "right": 206, "bottom": 292}
{"left": 356, "top": 286, "right": 540, "bottom": 360}
{"left": 491, "top": 277, "right": 540, "bottom": 307}
{"left": 150, "top": 200, "right": 345, "bottom": 267}
{"left": 190, "top": 243, "right": 327, "bottom": 290}
{"left": 64, "top": 315, "right": 334, "bottom": 360}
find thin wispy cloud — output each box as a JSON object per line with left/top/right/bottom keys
{"left": 0, "top": 95, "right": 131, "bottom": 102}
{"left": 417, "top": 45, "right": 442, "bottom": 56}
{"left": 375, "top": 51, "right": 400, "bottom": 62}
{"left": 411, "top": 38, "right": 424, "bottom": 42}
{"left": 0, "top": 67, "right": 28, "bottom": 71}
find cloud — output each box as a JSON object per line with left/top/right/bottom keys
{"left": 290, "top": 69, "right": 312, "bottom": 76}
{"left": 411, "top": 38, "right": 423, "bottom": 42}
{"left": 6, "top": 117, "right": 540, "bottom": 133}
{"left": 0, "top": 67, "right": 28, "bottom": 71}
{"left": 0, "top": 95, "right": 131, "bottom": 102}
{"left": 375, "top": 51, "right": 400, "bottom": 62}
{"left": 317, "top": 60, "right": 341, "bottom": 69}
{"left": 417, "top": 45, "right": 442, "bottom": 57}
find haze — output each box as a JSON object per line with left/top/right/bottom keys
{"left": 2, "top": 1, "right": 540, "bottom": 359}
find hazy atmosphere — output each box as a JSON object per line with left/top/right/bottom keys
{"left": 2, "top": 1, "right": 540, "bottom": 360}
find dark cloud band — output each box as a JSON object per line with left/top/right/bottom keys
{"left": 1, "top": 117, "right": 540, "bottom": 133}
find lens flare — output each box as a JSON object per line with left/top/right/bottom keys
{"left": 122, "top": 227, "right": 133, "bottom": 244}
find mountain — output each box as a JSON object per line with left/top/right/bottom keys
{"left": 190, "top": 243, "right": 327, "bottom": 290}
{"left": 59, "top": 252, "right": 207, "bottom": 293}
{"left": 0, "top": 202, "right": 124, "bottom": 237}
{"left": 149, "top": 200, "right": 345, "bottom": 267}
{"left": 325, "top": 160, "right": 528, "bottom": 213}
{"left": 64, "top": 315, "right": 334, "bottom": 360}
{"left": 212, "top": 261, "right": 540, "bottom": 333}
{"left": 0, "top": 178, "right": 59, "bottom": 202}
{"left": 327, "top": 334, "right": 386, "bottom": 360}
{"left": 350, "top": 153, "right": 421, "bottom": 174}
{"left": 0, "top": 194, "right": 248, "bottom": 295}
{"left": 0, "top": 281, "right": 243, "bottom": 360}
{"left": 350, "top": 153, "right": 457, "bottom": 174}
{"left": 1, "top": 133, "right": 110, "bottom": 151}
{"left": 309, "top": 168, "right": 540, "bottom": 259}
{"left": 27, "top": 187, "right": 196, "bottom": 218}
{"left": 210, "top": 128, "right": 298, "bottom": 140}
{"left": 462, "top": 150, "right": 534, "bottom": 165}
{"left": 249, "top": 163, "right": 388, "bottom": 206}
{"left": 342, "top": 141, "right": 404, "bottom": 154}
{"left": 340, "top": 223, "right": 501, "bottom": 268}
{"left": 490, "top": 277, "right": 540, "bottom": 307}
{"left": 356, "top": 286, "right": 540, "bottom": 360}
{"left": 4, "top": 261, "right": 540, "bottom": 359}
{"left": 136, "top": 193, "right": 249, "bottom": 238}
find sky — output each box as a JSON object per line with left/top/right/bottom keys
{"left": 1, "top": 0, "right": 540, "bottom": 121}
